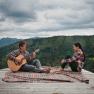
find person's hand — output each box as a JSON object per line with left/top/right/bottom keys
{"left": 67, "top": 58, "right": 72, "bottom": 63}
{"left": 14, "top": 55, "right": 25, "bottom": 64}
{"left": 77, "top": 60, "right": 81, "bottom": 64}
{"left": 31, "top": 52, "right": 36, "bottom": 59}
{"left": 15, "top": 58, "right": 21, "bottom": 64}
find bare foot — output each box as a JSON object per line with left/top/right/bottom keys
{"left": 50, "top": 68, "right": 63, "bottom": 74}
{"left": 41, "top": 67, "right": 51, "bottom": 73}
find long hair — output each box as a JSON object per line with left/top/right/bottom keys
{"left": 74, "top": 42, "right": 85, "bottom": 61}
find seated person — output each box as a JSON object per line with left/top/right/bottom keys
{"left": 60, "top": 42, "right": 85, "bottom": 72}
{"left": 7, "top": 40, "right": 50, "bottom": 73}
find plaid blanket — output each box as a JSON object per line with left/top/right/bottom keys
{"left": 2, "top": 67, "right": 89, "bottom": 83}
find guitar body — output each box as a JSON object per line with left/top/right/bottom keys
{"left": 7, "top": 55, "right": 27, "bottom": 72}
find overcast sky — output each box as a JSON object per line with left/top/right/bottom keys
{"left": 0, "top": 0, "right": 94, "bottom": 39}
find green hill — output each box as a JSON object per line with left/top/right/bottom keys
{"left": 0, "top": 36, "right": 94, "bottom": 72}
{"left": 0, "top": 38, "right": 20, "bottom": 47}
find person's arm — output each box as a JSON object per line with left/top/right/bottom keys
{"left": 72, "top": 51, "right": 84, "bottom": 62}
{"left": 26, "top": 49, "right": 38, "bottom": 61}
{"left": 30, "top": 52, "right": 36, "bottom": 60}
{"left": 25, "top": 51, "right": 36, "bottom": 61}
{"left": 7, "top": 50, "right": 19, "bottom": 61}
{"left": 72, "top": 56, "right": 77, "bottom": 61}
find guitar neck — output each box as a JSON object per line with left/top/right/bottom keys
{"left": 34, "top": 49, "right": 40, "bottom": 53}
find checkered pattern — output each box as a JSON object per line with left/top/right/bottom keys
{"left": 2, "top": 67, "right": 89, "bottom": 83}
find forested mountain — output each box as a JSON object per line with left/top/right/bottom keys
{"left": 0, "top": 36, "right": 94, "bottom": 72}
{"left": 0, "top": 38, "right": 20, "bottom": 47}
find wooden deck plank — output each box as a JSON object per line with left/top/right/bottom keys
{"left": 0, "top": 68, "right": 94, "bottom": 94}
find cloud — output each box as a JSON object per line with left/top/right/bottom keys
{"left": 0, "top": 0, "right": 94, "bottom": 39}
{"left": 0, "top": 0, "right": 36, "bottom": 23}
{"left": 0, "top": 28, "right": 94, "bottom": 39}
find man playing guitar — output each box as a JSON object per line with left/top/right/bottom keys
{"left": 7, "top": 40, "right": 50, "bottom": 73}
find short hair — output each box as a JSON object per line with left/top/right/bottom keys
{"left": 19, "top": 40, "right": 27, "bottom": 48}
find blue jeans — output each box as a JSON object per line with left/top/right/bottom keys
{"left": 20, "top": 59, "right": 42, "bottom": 72}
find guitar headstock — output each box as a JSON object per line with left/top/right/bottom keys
{"left": 34, "top": 49, "right": 40, "bottom": 53}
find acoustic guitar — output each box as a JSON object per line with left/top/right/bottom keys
{"left": 7, "top": 49, "right": 40, "bottom": 72}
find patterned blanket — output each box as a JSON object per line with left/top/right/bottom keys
{"left": 2, "top": 67, "right": 89, "bottom": 83}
